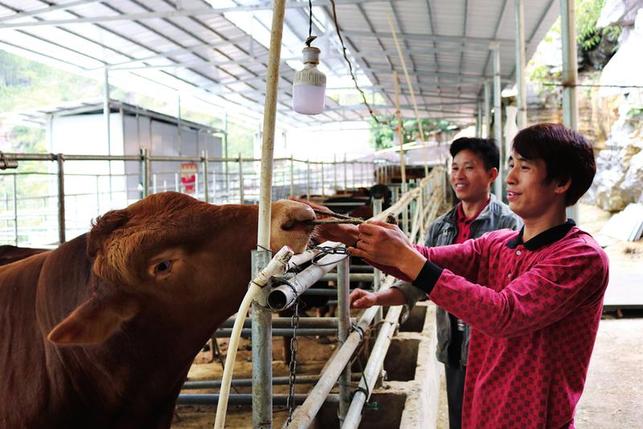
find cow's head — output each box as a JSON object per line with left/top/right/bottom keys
{"left": 47, "top": 192, "right": 316, "bottom": 346}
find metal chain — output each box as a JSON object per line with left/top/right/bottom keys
{"left": 310, "top": 245, "right": 350, "bottom": 255}
{"left": 286, "top": 299, "right": 300, "bottom": 426}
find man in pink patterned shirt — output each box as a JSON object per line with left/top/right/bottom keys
{"left": 323, "top": 124, "right": 609, "bottom": 428}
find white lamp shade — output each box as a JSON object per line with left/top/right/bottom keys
{"left": 292, "top": 46, "right": 326, "bottom": 115}
{"left": 293, "top": 83, "right": 326, "bottom": 115}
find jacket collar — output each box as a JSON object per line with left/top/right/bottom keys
{"left": 507, "top": 219, "right": 576, "bottom": 250}
{"left": 445, "top": 193, "right": 500, "bottom": 225}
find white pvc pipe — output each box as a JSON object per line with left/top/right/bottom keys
{"left": 214, "top": 246, "right": 294, "bottom": 429}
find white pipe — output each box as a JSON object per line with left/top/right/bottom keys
{"left": 214, "top": 246, "right": 294, "bottom": 429}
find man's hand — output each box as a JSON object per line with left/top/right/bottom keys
{"left": 348, "top": 221, "right": 426, "bottom": 280}
{"left": 350, "top": 287, "right": 409, "bottom": 309}
{"left": 350, "top": 288, "right": 379, "bottom": 309}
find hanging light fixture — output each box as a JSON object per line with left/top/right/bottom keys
{"left": 292, "top": 1, "right": 326, "bottom": 115}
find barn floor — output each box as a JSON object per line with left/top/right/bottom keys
{"left": 171, "top": 335, "right": 340, "bottom": 428}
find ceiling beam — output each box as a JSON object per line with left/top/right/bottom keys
{"left": 341, "top": 30, "right": 515, "bottom": 46}
{"left": 0, "top": 0, "right": 380, "bottom": 30}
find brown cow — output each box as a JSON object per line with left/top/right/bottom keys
{"left": 0, "top": 191, "right": 316, "bottom": 429}
{"left": 0, "top": 245, "right": 47, "bottom": 265}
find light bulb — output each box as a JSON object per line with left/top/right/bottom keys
{"left": 292, "top": 46, "right": 326, "bottom": 115}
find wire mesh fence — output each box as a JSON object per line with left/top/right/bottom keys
{"left": 0, "top": 153, "right": 378, "bottom": 247}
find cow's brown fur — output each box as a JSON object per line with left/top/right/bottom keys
{"left": 0, "top": 192, "right": 315, "bottom": 429}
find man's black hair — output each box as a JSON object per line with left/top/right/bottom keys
{"left": 512, "top": 123, "right": 596, "bottom": 206}
{"left": 449, "top": 138, "right": 500, "bottom": 171}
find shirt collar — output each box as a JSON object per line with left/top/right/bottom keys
{"left": 456, "top": 196, "right": 491, "bottom": 224}
{"left": 507, "top": 219, "right": 576, "bottom": 250}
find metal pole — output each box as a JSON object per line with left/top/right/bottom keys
{"left": 333, "top": 155, "right": 338, "bottom": 192}
{"left": 372, "top": 197, "right": 383, "bottom": 324}
{"left": 289, "top": 156, "right": 295, "bottom": 197}
{"left": 476, "top": 100, "right": 483, "bottom": 137}
{"left": 238, "top": 153, "right": 244, "bottom": 204}
{"left": 142, "top": 148, "right": 150, "bottom": 197}
{"left": 202, "top": 150, "right": 209, "bottom": 203}
{"left": 337, "top": 257, "right": 351, "bottom": 424}
{"left": 515, "top": 0, "right": 527, "bottom": 129}
{"left": 56, "top": 154, "right": 66, "bottom": 244}
{"left": 483, "top": 80, "right": 491, "bottom": 139}
{"left": 491, "top": 43, "right": 503, "bottom": 200}
{"left": 321, "top": 162, "right": 325, "bottom": 197}
{"left": 393, "top": 72, "right": 407, "bottom": 189}
{"left": 287, "top": 305, "right": 380, "bottom": 429}
{"left": 388, "top": 16, "right": 425, "bottom": 141}
{"left": 343, "top": 153, "right": 347, "bottom": 190}
{"left": 224, "top": 113, "right": 229, "bottom": 201}
{"left": 561, "top": 0, "right": 579, "bottom": 221}
{"left": 306, "top": 160, "right": 311, "bottom": 200}
{"left": 12, "top": 174, "right": 18, "bottom": 246}
{"left": 103, "top": 67, "right": 113, "bottom": 202}
{"left": 342, "top": 306, "right": 403, "bottom": 429}
{"left": 254, "top": 1, "right": 286, "bottom": 427}
{"left": 560, "top": 0, "right": 578, "bottom": 130}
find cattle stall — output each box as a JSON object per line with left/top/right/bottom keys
{"left": 174, "top": 169, "right": 448, "bottom": 428}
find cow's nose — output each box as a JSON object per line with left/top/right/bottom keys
{"left": 282, "top": 207, "right": 316, "bottom": 231}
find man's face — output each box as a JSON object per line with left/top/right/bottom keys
{"left": 450, "top": 149, "right": 497, "bottom": 203}
{"left": 506, "top": 150, "right": 565, "bottom": 219}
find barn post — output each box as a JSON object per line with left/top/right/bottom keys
{"left": 253, "top": 0, "right": 286, "bottom": 427}
{"left": 491, "top": 43, "right": 504, "bottom": 200}
{"left": 560, "top": 0, "right": 579, "bottom": 221}
{"left": 56, "top": 154, "right": 66, "bottom": 244}
{"left": 337, "top": 256, "right": 352, "bottom": 424}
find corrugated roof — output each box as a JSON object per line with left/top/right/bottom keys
{"left": 0, "top": 0, "right": 559, "bottom": 128}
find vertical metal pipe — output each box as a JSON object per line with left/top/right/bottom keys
{"left": 483, "top": 80, "right": 491, "bottom": 139}
{"left": 491, "top": 44, "right": 504, "bottom": 200}
{"left": 560, "top": 0, "right": 579, "bottom": 221}
{"left": 56, "top": 154, "right": 66, "bottom": 244}
{"left": 515, "top": 0, "right": 527, "bottom": 129}
{"left": 12, "top": 174, "right": 18, "bottom": 246}
{"left": 372, "top": 197, "right": 383, "bottom": 325}
{"left": 238, "top": 154, "right": 244, "bottom": 204}
{"left": 393, "top": 71, "right": 407, "bottom": 189}
{"left": 224, "top": 114, "right": 229, "bottom": 201}
{"left": 290, "top": 156, "right": 295, "bottom": 197}
{"left": 321, "top": 162, "right": 325, "bottom": 197}
{"left": 252, "top": 250, "right": 273, "bottom": 429}
{"left": 177, "top": 95, "right": 182, "bottom": 149}
{"left": 202, "top": 150, "right": 209, "bottom": 203}
{"left": 337, "top": 257, "right": 351, "bottom": 424}
{"left": 103, "top": 67, "right": 113, "bottom": 202}
{"left": 333, "top": 155, "right": 338, "bottom": 192}
{"left": 153, "top": 174, "right": 157, "bottom": 194}
{"left": 343, "top": 153, "right": 347, "bottom": 190}
{"left": 560, "top": 0, "right": 578, "bottom": 130}
{"left": 306, "top": 160, "right": 311, "bottom": 200}
{"left": 253, "top": 1, "right": 286, "bottom": 427}
{"left": 142, "top": 148, "right": 150, "bottom": 197}
{"left": 476, "top": 100, "right": 483, "bottom": 137}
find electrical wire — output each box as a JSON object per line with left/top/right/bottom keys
{"left": 328, "top": 0, "right": 389, "bottom": 125}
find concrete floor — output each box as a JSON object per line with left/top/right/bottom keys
{"left": 575, "top": 317, "right": 643, "bottom": 428}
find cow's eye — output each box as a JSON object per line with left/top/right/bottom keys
{"left": 154, "top": 260, "right": 172, "bottom": 274}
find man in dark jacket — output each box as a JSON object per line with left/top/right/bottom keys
{"left": 394, "top": 137, "right": 521, "bottom": 429}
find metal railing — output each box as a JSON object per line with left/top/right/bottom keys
{"left": 0, "top": 151, "right": 378, "bottom": 247}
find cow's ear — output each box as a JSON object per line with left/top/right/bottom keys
{"left": 47, "top": 294, "right": 140, "bottom": 346}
